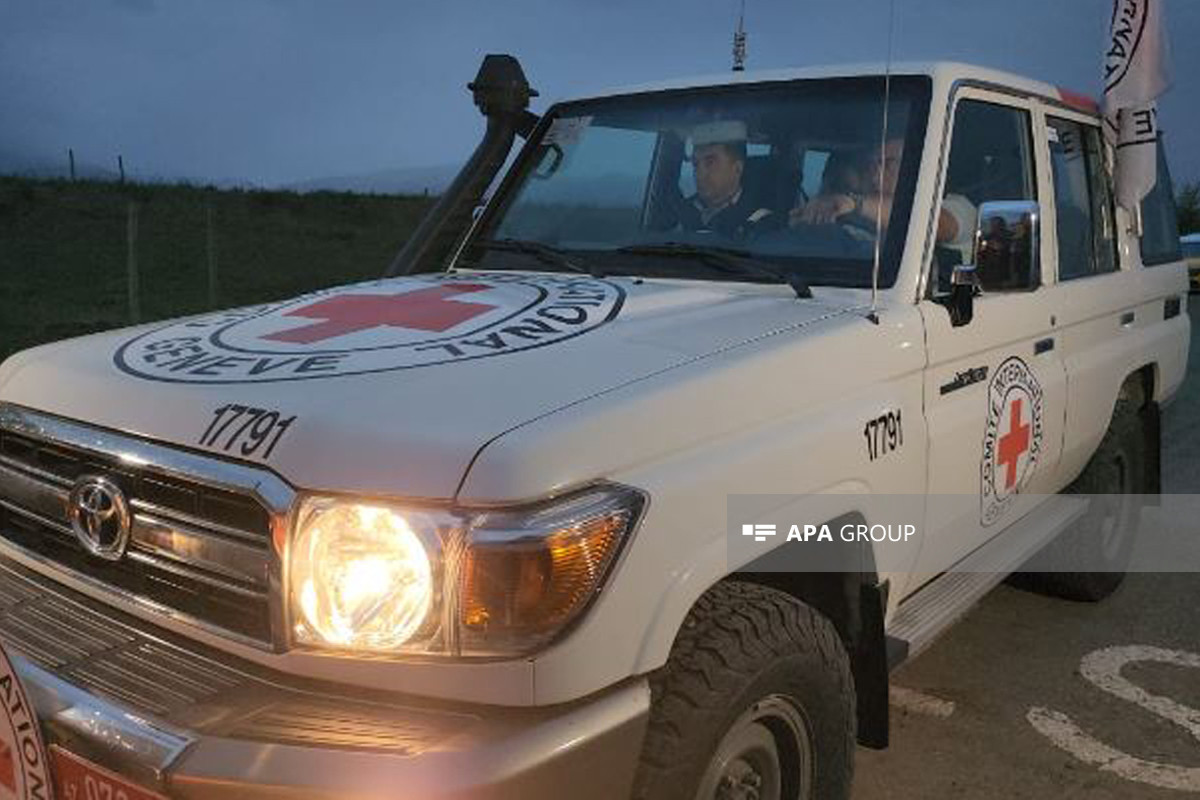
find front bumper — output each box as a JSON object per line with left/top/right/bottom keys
{"left": 0, "top": 556, "right": 649, "bottom": 799}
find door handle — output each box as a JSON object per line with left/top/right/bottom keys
{"left": 1120, "top": 311, "right": 1136, "bottom": 327}
{"left": 1034, "top": 337, "right": 1055, "bottom": 355}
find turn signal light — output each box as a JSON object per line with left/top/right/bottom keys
{"left": 458, "top": 488, "right": 642, "bottom": 654}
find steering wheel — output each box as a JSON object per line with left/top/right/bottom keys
{"left": 835, "top": 210, "right": 879, "bottom": 238}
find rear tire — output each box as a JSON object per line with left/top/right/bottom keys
{"left": 632, "top": 581, "right": 856, "bottom": 800}
{"left": 1028, "top": 393, "right": 1146, "bottom": 601}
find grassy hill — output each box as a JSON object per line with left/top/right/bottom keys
{"left": 0, "top": 177, "right": 435, "bottom": 361}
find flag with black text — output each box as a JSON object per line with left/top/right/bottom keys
{"left": 1103, "top": 0, "right": 1172, "bottom": 212}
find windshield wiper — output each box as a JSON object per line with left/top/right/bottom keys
{"left": 473, "top": 238, "right": 606, "bottom": 278}
{"left": 616, "top": 243, "right": 811, "bottom": 299}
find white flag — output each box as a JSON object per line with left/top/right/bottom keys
{"left": 1103, "top": 0, "right": 1172, "bottom": 210}
{"left": 1110, "top": 103, "right": 1160, "bottom": 212}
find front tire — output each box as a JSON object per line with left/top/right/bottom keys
{"left": 632, "top": 582, "right": 856, "bottom": 800}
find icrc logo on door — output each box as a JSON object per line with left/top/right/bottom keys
{"left": 981, "top": 356, "right": 1044, "bottom": 526}
{"left": 114, "top": 273, "right": 624, "bottom": 384}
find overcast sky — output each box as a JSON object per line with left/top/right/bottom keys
{"left": 2, "top": 0, "right": 1197, "bottom": 187}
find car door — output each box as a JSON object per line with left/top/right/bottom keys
{"left": 1045, "top": 111, "right": 1185, "bottom": 483}
{"left": 914, "top": 91, "right": 1068, "bottom": 575}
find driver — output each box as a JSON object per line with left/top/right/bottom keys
{"left": 677, "top": 120, "right": 778, "bottom": 239}
{"left": 790, "top": 138, "right": 975, "bottom": 259}
{"left": 791, "top": 139, "right": 902, "bottom": 234}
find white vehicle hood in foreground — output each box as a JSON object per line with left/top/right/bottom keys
{"left": 0, "top": 271, "right": 855, "bottom": 499}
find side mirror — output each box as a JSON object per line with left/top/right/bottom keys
{"left": 939, "top": 199, "right": 1039, "bottom": 328}
{"left": 971, "top": 200, "right": 1040, "bottom": 293}
{"left": 948, "top": 263, "right": 978, "bottom": 327}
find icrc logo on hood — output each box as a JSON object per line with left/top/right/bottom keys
{"left": 114, "top": 273, "right": 624, "bottom": 384}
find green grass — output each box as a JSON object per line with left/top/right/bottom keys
{"left": 0, "top": 177, "right": 435, "bottom": 361}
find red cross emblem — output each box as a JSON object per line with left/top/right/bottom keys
{"left": 262, "top": 283, "right": 496, "bottom": 344}
{"left": 997, "top": 397, "right": 1031, "bottom": 489}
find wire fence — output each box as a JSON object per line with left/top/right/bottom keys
{"left": 0, "top": 178, "right": 435, "bottom": 361}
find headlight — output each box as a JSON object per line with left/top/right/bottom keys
{"left": 288, "top": 485, "right": 645, "bottom": 657}
{"left": 290, "top": 498, "right": 451, "bottom": 652}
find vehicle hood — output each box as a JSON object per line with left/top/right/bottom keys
{"left": 0, "top": 271, "right": 856, "bottom": 498}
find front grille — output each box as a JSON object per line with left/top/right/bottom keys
{"left": 0, "top": 559, "right": 247, "bottom": 717}
{"left": 0, "top": 557, "right": 469, "bottom": 753}
{"left": 0, "top": 430, "right": 270, "bottom": 536}
{"left": 0, "top": 508, "right": 272, "bottom": 642}
{"left": 0, "top": 404, "right": 292, "bottom": 648}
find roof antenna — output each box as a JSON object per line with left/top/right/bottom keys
{"left": 732, "top": 0, "right": 747, "bottom": 72}
{"left": 867, "top": 0, "right": 897, "bottom": 325}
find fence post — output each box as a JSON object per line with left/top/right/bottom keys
{"left": 127, "top": 201, "right": 140, "bottom": 324}
{"left": 206, "top": 200, "right": 218, "bottom": 308}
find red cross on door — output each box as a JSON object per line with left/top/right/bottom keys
{"left": 997, "top": 397, "right": 1032, "bottom": 489}
{"left": 262, "top": 283, "right": 496, "bottom": 344}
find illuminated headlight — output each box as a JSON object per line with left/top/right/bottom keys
{"left": 288, "top": 486, "right": 645, "bottom": 657}
{"left": 290, "top": 499, "right": 448, "bottom": 652}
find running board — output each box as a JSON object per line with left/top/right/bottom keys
{"left": 886, "top": 496, "right": 1089, "bottom": 667}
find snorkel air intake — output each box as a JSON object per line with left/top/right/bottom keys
{"left": 385, "top": 54, "right": 539, "bottom": 276}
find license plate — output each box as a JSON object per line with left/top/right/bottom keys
{"left": 50, "top": 747, "right": 168, "bottom": 800}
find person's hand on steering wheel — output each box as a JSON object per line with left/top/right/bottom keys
{"left": 789, "top": 193, "right": 859, "bottom": 226}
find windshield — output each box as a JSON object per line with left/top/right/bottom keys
{"left": 1183, "top": 241, "right": 1200, "bottom": 259}
{"left": 465, "top": 76, "right": 931, "bottom": 289}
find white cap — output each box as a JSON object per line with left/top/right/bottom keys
{"left": 690, "top": 120, "right": 747, "bottom": 148}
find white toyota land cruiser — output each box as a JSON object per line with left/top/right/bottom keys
{"left": 0, "top": 57, "right": 1189, "bottom": 799}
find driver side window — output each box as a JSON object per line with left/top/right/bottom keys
{"left": 938, "top": 100, "right": 1038, "bottom": 294}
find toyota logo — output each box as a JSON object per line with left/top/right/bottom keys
{"left": 67, "top": 476, "right": 132, "bottom": 561}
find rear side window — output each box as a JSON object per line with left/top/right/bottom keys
{"left": 1140, "top": 136, "right": 1182, "bottom": 266}
{"left": 1047, "top": 118, "right": 1117, "bottom": 281}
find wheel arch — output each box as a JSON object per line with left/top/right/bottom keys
{"left": 1120, "top": 362, "right": 1155, "bottom": 409}
{"left": 1064, "top": 363, "right": 1160, "bottom": 493}
{"left": 1121, "top": 363, "right": 1161, "bottom": 496}
{"left": 728, "top": 511, "right": 892, "bottom": 750}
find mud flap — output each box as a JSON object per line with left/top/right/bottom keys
{"left": 854, "top": 580, "right": 890, "bottom": 749}
{"left": 1144, "top": 401, "right": 1161, "bottom": 502}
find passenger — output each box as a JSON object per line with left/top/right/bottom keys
{"left": 790, "top": 138, "right": 976, "bottom": 260}
{"left": 678, "top": 120, "right": 778, "bottom": 239}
